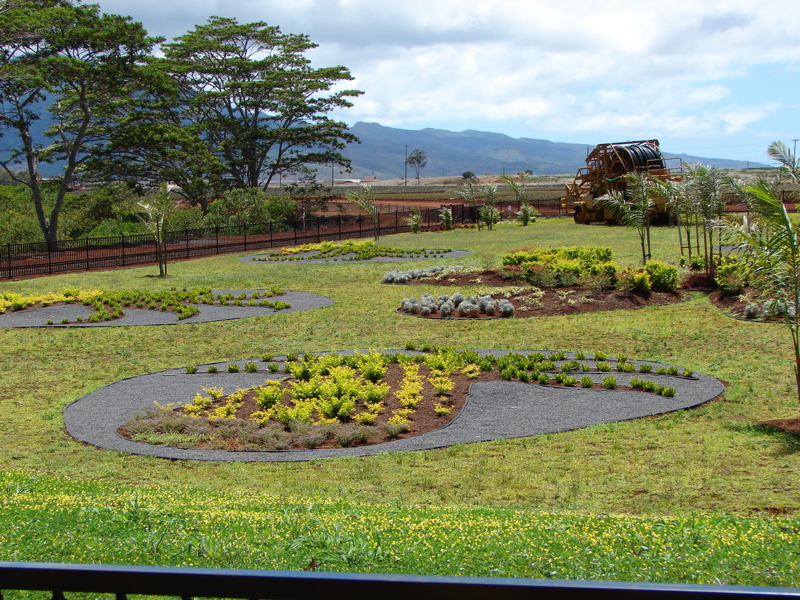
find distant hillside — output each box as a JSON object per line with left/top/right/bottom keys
{"left": 341, "top": 122, "right": 768, "bottom": 179}
{"left": 5, "top": 117, "right": 768, "bottom": 180}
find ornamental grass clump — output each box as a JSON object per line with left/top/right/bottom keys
{"left": 602, "top": 376, "right": 617, "bottom": 390}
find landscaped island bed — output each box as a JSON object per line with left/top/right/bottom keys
{"left": 64, "top": 348, "right": 723, "bottom": 462}
{"left": 0, "top": 287, "right": 333, "bottom": 327}
{"left": 241, "top": 239, "right": 471, "bottom": 264}
{"left": 386, "top": 246, "right": 686, "bottom": 318}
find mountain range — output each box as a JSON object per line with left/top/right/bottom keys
{"left": 341, "top": 121, "right": 768, "bottom": 180}
{"left": 6, "top": 117, "right": 768, "bottom": 181}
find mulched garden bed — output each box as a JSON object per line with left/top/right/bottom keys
{"left": 116, "top": 360, "right": 660, "bottom": 451}
{"left": 397, "top": 269, "right": 687, "bottom": 318}
{"left": 706, "top": 287, "right": 794, "bottom": 323}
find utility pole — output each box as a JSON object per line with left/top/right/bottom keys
{"left": 793, "top": 139, "right": 798, "bottom": 158}
{"left": 404, "top": 145, "right": 408, "bottom": 186}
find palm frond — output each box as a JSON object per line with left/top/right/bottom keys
{"left": 767, "top": 141, "right": 800, "bottom": 182}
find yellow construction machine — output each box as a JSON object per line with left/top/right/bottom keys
{"left": 564, "top": 140, "right": 682, "bottom": 224}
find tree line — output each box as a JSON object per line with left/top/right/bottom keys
{"left": 0, "top": 0, "right": 363, "bottom": 244}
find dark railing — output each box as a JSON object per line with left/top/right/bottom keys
{"left": 0, "top": 209, "right": 431, "bottom": 280}
{"left": 1, "top": 562, "right": 798, "bottom": 600}
{"left": 1, "top": 200, "right": 570, "bottom": 280}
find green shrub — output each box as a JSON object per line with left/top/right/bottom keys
{"left": 681, "top": 254, "right": 705, "bottom": 271}
{"left": 254, "top": 383, "right": 284, "bottom": 409}
{"left": 645, "top": 260, "right": 679, "bottom": 292}
{"left": 715, "top": 261, "right": 747, "bottom": 296}
{"left": 618, "top": 269, "right": 651, "bottom": 293}
{"left": 602, "top": 376, "right": 617, "bottom": 389}
{"left": 561, "top": 375, "right": 578, "bottom": 387}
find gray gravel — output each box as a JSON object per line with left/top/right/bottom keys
{"left": 240, "top": 249, "right": 472, "bottom": 264}
{"left": 64, "top": 350, "right": 724, "bottom": 462}
{"left": 0, "top": 290, "right": 333, "bottom": 328}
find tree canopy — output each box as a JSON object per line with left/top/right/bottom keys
{"left": 0, "top": 4, "right": 363, "bottom": 241}
{"left": 157, "top": 17, "right": 361, "bottom": 192}
{"left": 0, "top": 0, "right": 160, "bottom": 243}
{"left": 405, "top": 148, "right": 427, "bottom": 183}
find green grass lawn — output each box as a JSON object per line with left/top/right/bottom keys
{"left": 1, "top": 218, "right": 799, "bottom": 586}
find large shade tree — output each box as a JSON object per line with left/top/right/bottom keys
{"left": 0, "top": 0, "right": 160, "bottom": 244}
{"left": 157, "top": 17, "right": 362, "bottom": 192}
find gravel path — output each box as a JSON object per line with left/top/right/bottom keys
{"left": 240, "top": 249, "right": 472, "bottom": 265}
{"left": 0, "top": 290, "right": 333, "bottom": 328}
{"left": 64, "top": 350, "right": 724, "bottom": 462}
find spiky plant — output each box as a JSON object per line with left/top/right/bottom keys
{"left": 723, "top": 166, "right": 800, "bottom": 408}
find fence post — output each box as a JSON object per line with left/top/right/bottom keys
{"left": 85, "top": 238, "right": 90, "bottom": 271}
{"left": 121, "top": 234, "right": 125, "bottom": 266}
{"left": 185, "top": 229, "right": 190, "bottom": 258}
{"left": 317, "top": 217, "right": 320, "bottom": 243}
{"left": 244, "top": 228, "right": 247, "bottom": 251}
{"left": 269, "top": 221, "right": 273, "bottom": 248}
{"left": 47, "top": 240, "right": 53, "bottom": 274}
{"left": 338, "top": 215, "right": 342, "bottom": 239}
{"left": 215, "top": 226, "right": 219, "bottom": 254}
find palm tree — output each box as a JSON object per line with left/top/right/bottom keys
{"left": 597, "top": 172, "right": 654, "bottom": 265}
{"left": 454, "top": 180, "right": 480, "bottom": 228}
{"left": 767, "top": 141, "right": 800, "bottom": 182}
{"left": 137, "top": 183, "right": 174, "bottom": 277}
{"left": 724, "top": 177, "right": 800, "bottom": 406}
{"left": 346, "top": 184, "right": 379, "bottom": 241}
{"left": 501, "top": 172, "right": 538, "bottom": 226}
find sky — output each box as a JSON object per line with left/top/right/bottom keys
{"left": 95, "top": 0, "right": 800, "bottom": 165}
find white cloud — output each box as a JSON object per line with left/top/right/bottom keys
{"left": 94, "top": 0, "right": 800, "bottom": 161}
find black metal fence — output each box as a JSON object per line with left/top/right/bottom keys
{"left": 1, "top": 562, "right": 798, "bottom": 600}
{"left": 0, "top": 205, "right": 469, "bottom": 280}
{"left": 1, "top": 199, "right": 576, "bottom": 280}
{"left": 5, "top": 194, "right": 783, "bottom": 280}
